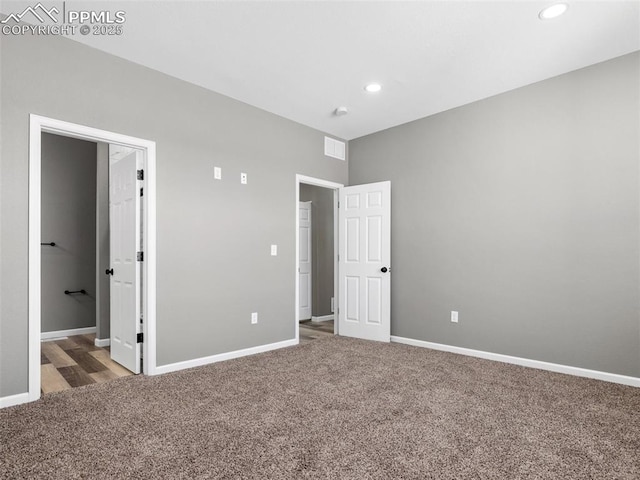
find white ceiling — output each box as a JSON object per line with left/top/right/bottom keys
{"left": 6, "top": 1, "right": 640, "bottom": 139}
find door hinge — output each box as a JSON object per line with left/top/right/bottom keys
{"left": 137, "top": 332, "right": 144, "bottom": 343}
{"left": 137, "top": 251, "right": 144, "bottom": 262}
{"left": 140, "top": 187, "right": 144, "bottom": 197}
{"left": 137, "top": 169, "right": 144, "bottom": 181}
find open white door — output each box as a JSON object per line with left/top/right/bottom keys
{"left": 108, "top": 150, "right": 141, "bottom": 374}
{"left": 299, "top": 201, "right": 312, "bottom": 320}
{"left": 338, "top": 181, "right": 391, "bottom": 342}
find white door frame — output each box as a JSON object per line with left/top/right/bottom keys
{"left": 29, "top": 114, "right": 157, "bottom": 402}
{"left": 295, "top": 175, "right": 343, "bottom": 342}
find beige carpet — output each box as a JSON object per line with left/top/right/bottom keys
{"left": 1, "top": 336, "right": 639, "bottom": 479}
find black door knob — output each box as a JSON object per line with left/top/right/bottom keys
{"left": 381, "top": 267, "right": 388, "bottom": 273}
{"left": 105, "top": 268, "right": 114, "bottom": 275}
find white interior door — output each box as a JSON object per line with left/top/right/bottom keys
{"left": 338, "top": 181, "right": 391, "bottom": 342}
{"left": 109, "top": 150, "right": 141, "bottom": 373}
{"left": 299, "top": 201, "right": 312, "bottom": 320}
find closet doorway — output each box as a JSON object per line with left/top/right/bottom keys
{"left": 28, "top": 115, "right": 157, "bottom": 403}
{"left": 39, "top": 136, "right": 142, "bottom": 393}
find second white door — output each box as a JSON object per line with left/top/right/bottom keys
{"left": 299, "top": 201, "right": 312, "bottom": 320}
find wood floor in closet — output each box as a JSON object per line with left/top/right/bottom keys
{"left": 41, "top": 334, "right": 133, "bottom": 394}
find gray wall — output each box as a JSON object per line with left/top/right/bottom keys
{"left": 96, "top": 142, "right": 110, "bottom": 341}
{"left": 0, "top": 32, "right": 347, "bottom": 396}
{"left": 41, "top": 133, "right": 97, "bottom": 333}
{"left": 349, "top": 52, "right": 640, "bottom": 377}
{"left": 300, "top": 184, "right": 334, "bottom": 317}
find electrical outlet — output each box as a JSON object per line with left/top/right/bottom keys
{"left": 451, "top": 311, "right": 459, "bottom": 323}
{"left": 241, "top": 172, "right": 248, "bottom": 184}
{"left": 270, "top": 245, "right": 278, "bottom": 256}
{"left": 251, "top": 312, "right": 258, "bottom": 324}
{"left": 214, "top": 166, "right": 222, "bottom": 180}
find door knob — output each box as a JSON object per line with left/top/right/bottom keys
{"left": 381, "top": 267, "right": 389, "bottom": 273}
{"left": 105, "top": 268, "right": 114, "bottom": 275}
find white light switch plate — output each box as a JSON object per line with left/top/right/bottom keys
{"left": 251, "top": 312, "right": 258, "bottom": 324}
{"left": 271, "top": 245, "right": 278, "bottom": 256}
{"left": 241, "top": 172, "right": 248, "bottom": 184}
{"left": 451, "top": 311, "right": 459, "bottom": 323}
{"left": 214, "top": 167, "right": 222, "bottom": 180}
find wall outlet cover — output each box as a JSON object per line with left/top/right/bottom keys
{"left": 270, "top": 244, "right": 278, "bottom": 256}
{"left": 214, "top": 166, "right": 222, "bottom": 180}
{"left": 251, "top": 312, "right": 258, "bottom": 324}
{"left": 451, "top": 311, "right": 459, "bottom": 323}
{"left": 241, "top": 172, "right": 248, "bottom": 184}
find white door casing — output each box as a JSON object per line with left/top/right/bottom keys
{"left": 338, "top": 181, "right": 391, "bottom": 342}
{"left": 23, "top": 114, "right": 156, "bottom": 408}
{"left": 109, "top": 151, "right": 141, "bottom": 373}
{"left": 299, "top": 201, "right": 312, "bottom": 320}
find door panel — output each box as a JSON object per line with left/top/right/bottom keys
{"left": 109, "top": 150, "right": 141, "bottom": 374}
{"left": 338, "top": 181, "right": 390, "bottom": 342}
{"left": 298, "top": 201, "right": 312, "bottom": 320}
{"left": 345, "top": 276, "right": 359, "bottom": 322}
{"left": 366, "top": 277, "right": 382, "bottom": 324}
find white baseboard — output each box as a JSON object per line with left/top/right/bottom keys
{"left": 390, "top": 336, "right": 640, "bottom": 388}
{"left": 94, "top": 337, "right": 110, "bottom": 347}
{"left": 0, "top": 392, "right": 30, "bottom": 409}
{"left": 41, "top": 326, "right": 96, "bottom": 341}
{"left": 311, "top": 314, "right": 334, "bottom": 323}
{"left": 154, "top": 338, "right": 298, "bottom": 375}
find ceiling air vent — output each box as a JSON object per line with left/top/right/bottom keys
{"left": 324, "top": 136, "right": 346, "bottom": 161}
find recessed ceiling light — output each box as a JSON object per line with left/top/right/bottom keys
{"left": 539, "top": 3, "right": 568, "bottom": 20}
{"left": 364, "top": 83, "right": 382, "bottom": 93}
